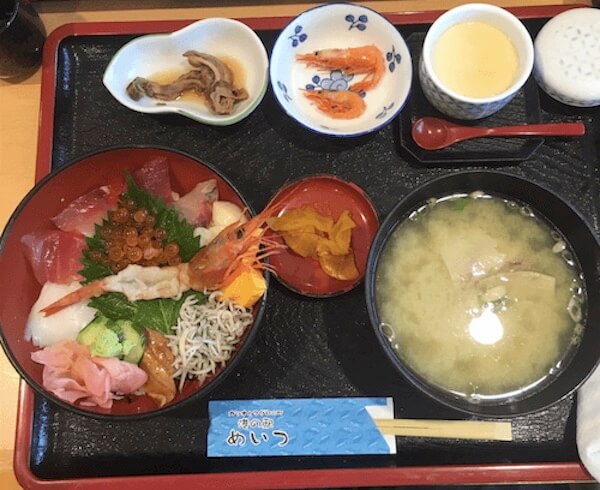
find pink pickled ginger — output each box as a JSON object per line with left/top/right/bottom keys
{"left": 31, "top": 341, "right": 147, "bottom": 408}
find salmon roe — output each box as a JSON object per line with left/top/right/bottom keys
{"left": 91, "top": 194, "right": 182, "bottom": 271}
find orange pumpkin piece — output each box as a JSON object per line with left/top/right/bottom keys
{"left": 318, "top": 251, "right": 359, "bottom": 281}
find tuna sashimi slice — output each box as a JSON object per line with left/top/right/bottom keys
{"left": 172, "top": 179, "right": 218, "bottom": 226}
{"left": 31, "top": 341, "right": 148, "bottom": 409}
{"left": 52, "top": 180, "right": 123, "bottom": 237}
{"left": 132, "top": 158, "right": 176, "bottom": 203}
{"left": 21, "top": 230, "right": 87, "bottom": 285}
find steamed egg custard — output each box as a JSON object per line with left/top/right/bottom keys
{"left": 375, "top": 194, "right": 585, "bottom": 402}
{"left": 432, "top": 21, "right": 519, "bottom": 98}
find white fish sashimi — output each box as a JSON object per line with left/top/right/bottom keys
{"left": 193, "top": 201, "right": 246, "bottom": 246}
{"left": 26, "top": 282, "right": 97, "bottom": 347}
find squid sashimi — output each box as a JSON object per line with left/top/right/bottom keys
{"left": 26, "top": 282, "right": 96, "bottom": 347}
{"left": 21, "top": 230, "right": 87, "bottom": 285}
{"left": 31, "top": 341, "right": 147, "bottom": 408}
{"left": 132, "top": 158, "right": 176, "bottom": 203}
{"left": 52, "top": 181, "right": 123, "bottom": 237}
{"left": 172, "top": 179, "right": 218, "bottom": 227}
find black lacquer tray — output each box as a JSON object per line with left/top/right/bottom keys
{"left": 14, "top": 6, "right": 600, "bottom": 489}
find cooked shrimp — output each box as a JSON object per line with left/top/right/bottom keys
{"left": 296, "top": 45, "right": 385, "bottom": 93}
{"left": 303, "top": 90, "right": 366, "bottom": 119}
{"left": 41, "top": 204, "right": 284, "bottom": 316}
{"left": 187, "top": 203, "right": 284, "bottom": 291}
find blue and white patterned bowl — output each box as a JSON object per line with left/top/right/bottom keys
{"left": 419, "top": 3, "right": 534, "bottom": 120}
{"left": 269, "top": 3, "right": 412, "bottom": 137}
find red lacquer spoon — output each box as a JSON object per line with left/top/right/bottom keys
{"left": 412, "top": 116, "right": 586, "bottom": 150}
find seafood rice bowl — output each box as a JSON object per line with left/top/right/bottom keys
{"left": 270, "top": 3, "right": 412, "bottom": 136}
{"left": 0, "top": 147, "right": 271, "bottom": 419}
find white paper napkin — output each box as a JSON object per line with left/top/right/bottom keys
{"left": 577, "top": 365, "right": 600, "bottom": 481}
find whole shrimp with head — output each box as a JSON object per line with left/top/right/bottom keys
{"left": 296, "top": 45, "right": 384, "bottom": 119}
{"left": 41, "top": 204, "right": 284, "bottom": 317}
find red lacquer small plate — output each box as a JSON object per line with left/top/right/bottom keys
{"left": 267, "top": 175, "right": 379, "bottom": 297}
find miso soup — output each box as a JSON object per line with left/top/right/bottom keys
{"left": 375, "top": 193, "right": 585, "bottom": 402}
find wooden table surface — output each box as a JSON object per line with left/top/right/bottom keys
{"left": 0, "top": 1, "right": 589, "bottom": 488}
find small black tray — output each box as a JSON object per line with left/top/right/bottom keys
{"left": 22, "top": 11, "right": 600, "bottom": 487}
{"left": 398, "top": 32, "right": 545, "bottom": 165}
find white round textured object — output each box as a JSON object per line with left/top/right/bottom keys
{"left": 533, "top": 8, "right": 600, "bottom": 107}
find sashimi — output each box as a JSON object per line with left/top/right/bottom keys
{"left": 26, "top": 282, "right": 97, "bottom": 347}
{"left": 52, "top": 181, "right": 123, "bottom": 237}
{"left": 132, "top": 158, "right": 176, "bottom": 203}
{"left": 21, "top": 230, "right": 86, "bottom": 285}
{"left": 193, "top": 200, "right": 246, "bottom": 246}
{"left": 31, "top": 341, "right": 148, "bottom": 408}
{"left": 172, "top": 179, "right": 218, "bottom": 226}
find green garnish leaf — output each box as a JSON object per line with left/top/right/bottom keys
{"left": 453, "top": 198, "right": 470, "bottom": 211}
{"left": 89, "top": 291, "right": 207, "bottom": 334}
{"left": 89, "top": 292, "right": 137, "bottom": 321}
{"left": 86, "top": 223, "right": 106, "bottom": 251}
{"left": 80, "top": 249, "right": 113, "bottom": 283}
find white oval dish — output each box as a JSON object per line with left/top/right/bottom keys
{"left": 103, "top": 18, "right": 269, "bottom": 125}
{"left": 269, "top": 3, "right": 412, "bottom": 137}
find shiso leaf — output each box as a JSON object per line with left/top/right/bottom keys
{"left": 89, "top": 291, "right": 206, "bottom": 334}
{"left": 79, "top": 170, "right": 204, "bottom": 334}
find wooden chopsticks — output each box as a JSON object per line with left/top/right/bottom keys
{"left": 374, "top": 418, "right": 513, "bottom": 441}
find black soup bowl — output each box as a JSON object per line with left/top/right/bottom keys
{"left": 365, "top": 170, "right": 600, "bottom": 417}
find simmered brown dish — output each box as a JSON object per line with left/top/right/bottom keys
{"left": 126, "top": 51, "right": 249, "bottom": 115}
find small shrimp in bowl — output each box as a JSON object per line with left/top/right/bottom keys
{"left": 296, "top": 45, "right": 385, "bottom": 94}
{"left": 303, "top": 89, "right": 366, "bottom": 119}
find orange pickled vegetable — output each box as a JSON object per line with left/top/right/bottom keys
{"left": 319, "top": 252, "right": 359, "bottom": 281}
{"left": 316, "top": 210, "right": 356, "bottom": 256}
{"left": 269, "top": 206, "right": 333, "bottom": 233}
{"left": 270, "top": 206, "right": 359, "bottom": 281}
{"left": 280, "top": 226, "right": 321, "bottom": 258}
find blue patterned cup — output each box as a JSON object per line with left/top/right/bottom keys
{"left": 419, "top": 3, "right": 533, "bottom": 120}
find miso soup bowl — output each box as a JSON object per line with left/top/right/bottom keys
{"left": 365, "top": 170, "right": 600, "bottom": 417}
{"left": 419, "top": 3, "right": 534, "bottom": 120}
